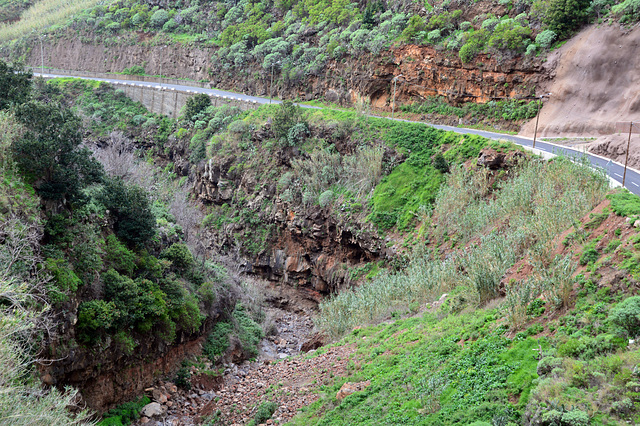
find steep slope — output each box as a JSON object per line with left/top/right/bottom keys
{"left": 520, "top": 23, "right": 640, "bottom": 138}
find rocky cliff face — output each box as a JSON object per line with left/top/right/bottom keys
{"left": 192, "top": 155, "right": 386, "bottom": 296}
{"left": 22, "top": 34, "right": 542, "bottom": 110}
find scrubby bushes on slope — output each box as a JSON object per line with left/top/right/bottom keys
{"left": 318, "top": 157, "right": 609, "bottom": 338}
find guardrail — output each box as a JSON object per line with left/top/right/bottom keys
{"left": 29, "top": 67, "right": 213, "bottom": 90}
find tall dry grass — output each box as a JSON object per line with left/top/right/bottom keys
{"left": 318, "top": 156, "right": 610, "bottom": 338}
{"left": 0, "top": 0, "right": 100, "bottom": 43}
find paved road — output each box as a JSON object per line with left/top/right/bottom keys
{"left": 37, "top": 72, "right": 640, "bottom": 195}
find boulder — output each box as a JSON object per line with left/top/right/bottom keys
{"left": 141, "top": 402, "right": 165, "bottom": 418}
{"left": 336, "top": 380, "right": 371, "bottom": 401}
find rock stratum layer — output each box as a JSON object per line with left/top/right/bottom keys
{"left": 22, "top": 35, "right": 541, "bottom": 110}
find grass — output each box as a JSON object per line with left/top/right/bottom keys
{"left": 608, "top": 188, "right": 640, "bottom": 217}
{"left": 292, "top": 270, "right": 640, "bottom": 424}
{"left": 291, "top": 309, "right": 543, "bottom": 425}
{"left": 0, "top": 0, "right": 101, "bottom": 42}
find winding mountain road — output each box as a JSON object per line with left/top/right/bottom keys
{"left": 37, "top": 71, "right": 640, "bottom": 195}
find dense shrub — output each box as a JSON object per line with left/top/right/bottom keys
{"left": 99, "top": 177, "right": 156, "bottom": 246}
{"left": 487, "top": 20, "right": 532, "bottom": 53}
{"left": 77, "top": 299, "right": 120, "bottom": 341}
{"left": 0, "top": 60, "right": 32, "bottom": 109}
{"left": 203, "top": 321, "right": 233, "bottom": 361}
{"left": 545, "top": 0, "right": 591, "bottom": 38}
{"left": 612, "top": 0, "right": 640, "bottom": 22}
{"left": 161, "top": 243, "right": 195, "bottom": 270}
{"left": 12, "top": 101, "right": 104, "bottom": 203}
{"left": 254, "top": 401, "right": 278, "bottom": 424}
{"left": 535, "top": 29, "right": 557, "bottom": 48}
{"left": 183, "top": 94, "right": 211, "bottom": 122}
{"left": 272, "top": 100, "right": 305, "bottom": 141}
{"left": 150, "top": 9, "right": 168, "bottom": 29}
{"left": 609, "top": 296, "right": 640, "bottom": 337}
{"left": 105, "top": 234, "right": 136, "bottom": 275}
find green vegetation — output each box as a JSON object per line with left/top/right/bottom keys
{"left": 401, "top": 97, "right": 541, "bottom": 124}
{"left": 253, "top": 401, "right": 278, "bottom": 424}
{"left": 608, "top": 188, "right": 640, "bottom": 217}
{"left": 0, "top": 62, "right": 241, "bottom": 423}
{"left": 98, "top": 396, "right": 151, "bottom": 426}
{"left": 0, "top": 72, "right": 95, "bottom": 423}
{"left": 319, "top": 157, "right": 609, "bottom": 338}
{"left": 0, "top": 0, "right": 100, "bottom": 42}
{"left": 291, "top": 259, "right": 640, "bottom": 424}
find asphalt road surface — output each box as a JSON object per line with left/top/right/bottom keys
{"left": 37, "top": 72, "right": 640, "bottom": 195}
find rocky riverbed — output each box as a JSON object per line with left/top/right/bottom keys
{"left": 132, "top": 282, "right": 356, "bottom": 425}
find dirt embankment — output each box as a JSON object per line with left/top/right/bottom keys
{"left": 518, "top": 23, "right": 640, "bottom": 167}
{"left": 521, "top": 23, "right": 640, "bottom": 138}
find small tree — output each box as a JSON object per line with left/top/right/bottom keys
{"left": 183, "top": 93, "right": 211, "bottom": 122}
{"left": 0, "top": 60, "right": 32, "bottom": 110}
{"left": 610, "top": 296, "right": 640, "bottom": 337}
{"left": 272, "top": 100, "right": 305, "bottom": 141}
{"left": 433, "top": 153, "right": 450, "bottom": 173}
{"left": 99, "top": 177, "right": 155, "bottom": 246}
{"left": 12, "top": 101, "right": 103, "bottom": 204}
{"left": 545, "top": 0, "right": 591, "bottom": 38}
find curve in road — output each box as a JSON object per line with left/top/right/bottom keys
{"left": 36, "top": 72, "right": 640, "bottom": 196}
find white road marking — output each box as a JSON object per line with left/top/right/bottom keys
{"left": 633, "top": 182, "right": 639, "bottom": 187}
{"left": 615, "top": 173, "right": 623, "bottom": 178}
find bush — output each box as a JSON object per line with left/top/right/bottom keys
{"left": 99, "top": 396, "right": 151, "bottom": 426}
{"left": 99, "top": 178, "right": 155, "bottom": 247}
{"left": 162, "top": 243, "right": 195, "bottom": 270}
{"left": 121, "top": 65, "right": 145, "bottom": 75}
{"left": 535, "top": 29, "right": 557, "bottom": 49}
{"left": 433, "top": 153, "right": 450, "bottom": 173}
{"left": 233, "top": 303, "right": 263, "bottom": 357}
{"left": 459, "top": 29, "right": 488, "bottom": 63}
{"left": 537, "top": 356, "right": 563, "bottom": 376}
{"left": 0, "top": 60, "right": 32, "bottom": 110}
{"left": 105, "top": 234, "right": 136, "bottom": 275}
{"left": 77, "top": 299, "right": 120, "bottom": 341}
{"left": 561, "top": 410, "right": 589, "bottom": 426}
{"left": 183, "top": 94, "right": 211, "bottom": 122}
{"left": 401, "top": 14, "right": 425, "bottom": 41}
{"left": 319, "top": 190, "right": 334, "bottom": 208}
{"left": 526, "top": 44, "right": 537, "bottom": 56}
{"left": 579, "top": 244, "right": 598, "bottom": 265}
{"left": 272, "top": 100, "right": 305, "bottom": 141}
{"left": 162, "top": 18, "right": 178, "bottom": 32}
{"left": 254, "top": 401, "right": 278, "bottom": 424}
{"left": 545, "top": 0, "right": 591, "bottom": 38}
{"left": 607, "top": 190, "right": 640, "bottom": 217}
{"left": 203, "top": 321, "right": 233, "bottom": 361}
{"left": 150, "top": 9, "right": 169, "bottom": 29}
{"left": 487, "top": 20, "right": 532, "bottom": 53}
{"left": 286, "top": 122, "right": 309, "bottom": 146}
{"left": 612, "top": 0, "right": 640, "bottom": 22}
{"left": 609, "top": 296, "right": 640, "bottom": 337}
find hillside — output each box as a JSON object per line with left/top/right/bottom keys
{"left": 1, "top": 73, "right": 637, "bottom": 426}
{"left": 0, "top": 0, "right": 597, "bottom": 133}
{"left": 1, "top": 0, "right": 640, "bottom": 424}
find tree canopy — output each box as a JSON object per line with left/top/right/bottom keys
{"left": 11, "top": 100, "right": 103, "bottom": 204}
{"left": 0, "top": 61, "right": 32, "bottom": 110}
